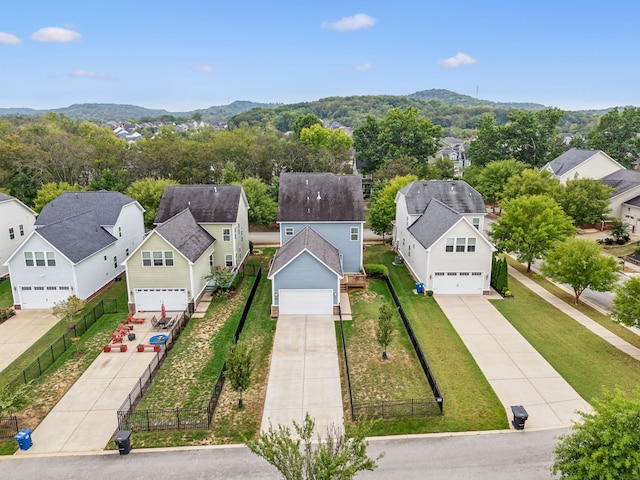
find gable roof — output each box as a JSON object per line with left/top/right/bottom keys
{"left": 36, "top": 211, "right": 117, "bottom": 263}
{"left": 35, "top": 191, "right": 137, "bottom": 227}
{"left": 0, "top": 192, "right": 14, "bottom": 203}
{"left": 155, "top": 184, "right": 244, "bottom": 224}
{"left": 408, "top": 199, "right": 463, "bottom": 249}
{"left": 600, "top": 169, "right": 640, "bottom": 197}
{"left": 268, "top": 226, "right": 343, "bottom": 278}
{"left": 277, "top": 173, "right": 364, "bottom": 222}
{"left": 623, "top": 194, "right": 640, "bottom": 207}
{"left": 399, "top": 180, "right": 485, "bottom": 215}
{"left": 0, "top": 192, "right": 37, "bottom": 214}
{"left": 544, "top": 148, "right": 624, "bottom": 177}
{"left": 155, "top": 209, "right": 216, "bottom": 263}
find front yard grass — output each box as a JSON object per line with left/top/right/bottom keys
{"left": 0, "top": 279, "right": 12, "bottom": 309}
{"left": 360, "top": 246, "right": 507, "bottom": 435}
{"left": 492, "top": 275, "right": 640, "bottom": 401}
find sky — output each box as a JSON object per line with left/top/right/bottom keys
{"left": 2, "top": 1, "right": 640, "bottom": 112}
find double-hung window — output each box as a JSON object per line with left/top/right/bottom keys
{"left": 285, "top": 227, "right": 294, "bottom": 236}
{"left": 455, "top": 238, "right": 466, "bottom": 252}
{"left": 350, "top": 227, "right": 359, "bottom": 241}
{"left": 46, "top": 252, "right": 56, "bottom": 266}
{"left": 24, "top": 252, "right": 34, "bottom": 266}
{"left": 9, "top": 228, "right": 14, "bottom": 240}
{"left": 223, "top": 228, "right": 231, "bottom": 241}
{"left": 467, "top": 238, "right": 476, "bottom": 253}
{"left": 142, "top": 251, "right": 152, "bottom": 266}
{"left": 445, "top": 238, "right": 454, "bottom": 252}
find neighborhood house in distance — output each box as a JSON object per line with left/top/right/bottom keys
{"left": 268, "top": 173, "right": 365, "bottom": 316}
{"left": 0, "top": 193, "right": 37, "bottom": 279}
{"left": 4, "top": 191, "right": 145, "bottom": 309}
{"left": 123, "top": 184, "right": 250, "bottom": 313}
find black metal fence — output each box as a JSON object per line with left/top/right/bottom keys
{"left": 0, "top": 415, "right": 18, "bottom": 439}
{"left": 337, "top": 307, "right": 355, "bottom": 420}
{"left": 4, "top": 299, "right": 118, "bottom": 392}
{"left": 384, "top": 275, "right": 444, "bottom": 413}
{"left": 117, "top": 267, "right": 262, "bottom": 432}
{"left": 353, "top": 398, "right": 441, "bottom": 420}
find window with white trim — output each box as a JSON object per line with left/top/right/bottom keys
{"left": 223, "top": 228, "right": 231, "bottom": 241}
{"left": 19, "top": 224, "right": 24, "bottom": 236}
{"left": 24, "top": 252, "right": 34, "bottom": 266}
{"left": 46, "top": 252, "right": 56, "bottom": 266}
{"left": 456, "top": 238, "right": 466, "bottom": 252}
{"left": 142, "top": 250, "right": 174, "bottom": 267}
{"left": 113, "top": 256, "right": 118, "bottom": 268}
{"left": 445, "top": 238, "right": 454, "bottom": 252}
{"left": 225, "top": 254, "right": 233, "bottom": 267}
{"left": 472, "top": 218, "right": 480, "bottom": 230}
{"left": 9, "top": 228, "right": 14, "bottom": 240}
{"left": 350, "top": 227, "right": 359, "bottom": 241}
{"left": 285, "top": 227, "right": 294, "bottom": 236}
{"left": 23, "top": 251, "right": 56, "bottom": 267}
{"left": 118, "top": 226, "right": 122, "bottom": 238}
{"left": 467, "top": 238, "right": 476, "bottom": 252}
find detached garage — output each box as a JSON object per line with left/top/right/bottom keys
{"left": 268, "top": 227, "right": 343, "bottom": 317}
{"left": 133, "top": 288, "right": 188, "bottom": 312}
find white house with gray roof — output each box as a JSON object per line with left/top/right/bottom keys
{"left": 123, "top": 208, "right": 216, "bottom": 313}
{"left": 0, "top": 193, "right": 37, "bottom": 278}
{"left": 4, "top": 191, "right": 144, "bottom": 309}
{"left": 600, "top": 169, "right": 640, "bottom": 233}
{"left": 541, "top": 148, "right": 624, "bottom": 185}
{"left": 394, "top": 180, "right": 495, "bottom": 294}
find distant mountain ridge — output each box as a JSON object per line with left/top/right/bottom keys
{"left": 0, "top": 89, "right": 613, "bottom": 122}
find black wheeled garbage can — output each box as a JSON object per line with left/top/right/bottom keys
{"left": 114, "top": 430, "right": 132, "bottom": 455}
{"left": 511, "top": 405, "right": 528, "bottom": 430}
{"left": 14, "top": 429, "right": 33, "bottom": 450}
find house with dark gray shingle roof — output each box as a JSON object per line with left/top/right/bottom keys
{"left": 4, "top": 191, "right": 144, "bottom": 309}
{"left": 0, "top": 193, "right": 37, "bottom": 278}
{"left": 268, "top": 173, "right": 364, "bottom": 316}
{"left": 122, "top": 208, "right": 216, "bottom": 313}
{"left": 541, "top": 148, "right": 624, "bottom": 185}
{"left": 600, "top": 169, "right": 640, "bottom": 233}
{"left": 394, "top": 180, "right": 494, "bottom": 294}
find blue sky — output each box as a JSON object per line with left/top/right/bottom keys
{"left": 2, "top": 1, "right": 639, "bottom": 112}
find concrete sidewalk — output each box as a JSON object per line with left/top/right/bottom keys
{"left": 436, "top": 294, "right": 590, "bottom": 429}
{"left": 17, "top": 312, "right": 180, "bottom": 455}
{"left": 261, "top": 315, "right": 343, "bottom": 438}
{"left": 0, "top": 309, "right": 59, "bottom": 373}
{"left": 509, "top": 266, "right": 640, "bottom": 361}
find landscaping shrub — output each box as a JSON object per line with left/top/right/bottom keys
{"left": 364, "top": 264, "right": 389, "bottom": 278}
{"left": 0, "top": 309, "right": 15, "bottom": 321}
{"left": 491, "top": 255, "right": 508, "bottom": 294}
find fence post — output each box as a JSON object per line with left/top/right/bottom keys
{"left": 37, "top": 357, "right": 42, "bottom": 376}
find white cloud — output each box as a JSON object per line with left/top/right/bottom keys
{"left": 438, "top": 52, "right": 477, "bottom": 68}
{"left": 354, "top": 63, "right": 372, "bottom": 71}
{"left": 31, "top": 27, "right": 81, "bottom": 43}
{"left": 322, "top": 13, "right": 376, "bottom": 32}
{"left": 193, "top": 64, "right": 213, "bottom": 73}
{"left": 69, "top": 70, "right": 110, "bottom": 80}
{"left": 0, "top": 32, "right": 21, "bottom": 45}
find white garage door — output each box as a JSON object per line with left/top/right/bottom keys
{"left": 279, "top": 290, "right": 333, "bottom": 315}
{"left": 432, "top": 272, "right": 484, "bottom": 294}
{"left": 134, "top": 288, "right": 188, "bottom": 312}
{"left": 20, "top": 286, "right": 72, "bottom": 309}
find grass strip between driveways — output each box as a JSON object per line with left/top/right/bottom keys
{"left": 492, "top": 275, "right": 640, "bottom": 402}
{"left": 0, "top": 280, "right": 12, "bottom": 309}
{"left": 360, "top": 246, "right": 507, "bottom": 435}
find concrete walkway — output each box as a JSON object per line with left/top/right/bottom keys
{"left": 261, "top": 315, "right": 343, "bottom": 438}
{"left": 0, "top": 309, "right": 59, "bottom": 373}
{"left": 17, "top": 312, "right": 179, "bottom": 455}
{"left": 509, "top": 266, "right": 640, "bottom": 361}
{"left": 435, "top": 294, "right": 590, "bottom": 429}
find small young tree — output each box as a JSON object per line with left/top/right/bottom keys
{"left": 204, "top": 268, "right": 237, "bottom": 296}
{"left": 611, "top": 276, "right": 640, "bottom": 327}
{"left": 224, "top": 340, "right": 254, "bottom": 409}
{"left": 376, "top": 304, "right": 396, "bottom": 360}
{"left": 553, "top": 388, "right": 640, "bottom": 479}
{"left": 247, "top": 413, "right": 382, "bottom": 480}
{"left": 52, "top": 295, "right": 87, "bottom": 330}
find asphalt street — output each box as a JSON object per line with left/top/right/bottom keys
{"left": 0, "top": 428, "right": 566, "bottom": 479}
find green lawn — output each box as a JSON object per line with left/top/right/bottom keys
{"left": 492, "top": 275, "right": 640, "bottom": 401}
{"left": 362, "top": 246, "right": 508, "bottom": 434}
{"left": 0, "top": 279, "right": 13, "bottom": 309}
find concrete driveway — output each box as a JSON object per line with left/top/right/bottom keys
{"left": 436, "top": 294, "right": 590, "bottom": 429}
{"left": 0, "top": 309, "right": 59, "bottom": 373}
{"left": 261, "top": 315, "right": 343, "bottom": 438}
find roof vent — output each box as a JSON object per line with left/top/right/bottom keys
{"left": 214, "top": 186, "right": 217, "bottom": 193}
{"left": 307, "top": 208, "right": 310, "bottom": 213}
{"left": 316, "top": 191, "right": 321, "bottom": 200}
{"left": 306, "top": 179, "right": 309, "bottom": 185}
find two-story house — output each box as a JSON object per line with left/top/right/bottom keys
{"left": 0, "top": 193, "right": 37, "bottom": 278}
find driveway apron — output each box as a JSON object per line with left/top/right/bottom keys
{"left": 436, "top": 295, "right": 590, "bottom": 429}
{"left": 261, "top": 315, "right": 343, "bottom": 438}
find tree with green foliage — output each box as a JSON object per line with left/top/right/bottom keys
{"left": 352, "top": 115, "right": 382, "bottom": 174}
{"left": 33, "top": 181, "right": 80, "bottom": 213}
{"left": 222, "top": 161, "right": 243, "bottom": 184}
{"left": 466, "top": 115, "right": 509, "bottom": 168}
{"left": 299, "top": 124, "right": 353, "bottom": 154}
{"left": 429, "top": 156, "right": 455, "bottom": 180}
{"left": 368, "top": 175, "right": 418, "bottom": 240}
{"left": 611, "top": 277, "right": 640, "bottom": 327}
{"left": 87, "top": 168, "right": 128, "bottom": 192}
{"left": 501, "top": 168, "right": 561, "bottom": 201}
{"left": 490, "top": 195, "right": 575, "bottom": 272}
{"left": 556, "top": 178, "right": 613, "bottom": 227}
{"left": 52, "top": 294, "right": 87, "bottom": 329}
{"left": 224, "top": 340, "right": 254, "bottom": 409}
{"left": 291, "top": 113, "right": 321, "bottom": 137}
{"left": 587, "top": 106, "right": 640, "bottom": 167}
{"left": 0, "top": 382, "right": 32, "bottom": 415}
{"left": 241, "top": 177, "right": 277, "bottom": 227}
{"left": 473, "top": 159, "right": 528, "bottom": 211}
{"left": 552, "top": 388, "right": 640, "bottom": 479}
{"left": 247, "top": 413, "right": 382, "bottom": 480}
{"left": 376, "top": 304, "right": 396, "bottom": 360}
{"left": 125, "top": 177, "right": 179, "bottom": 228}
{"left": 541, "top": 238, "right": 619, "bottom": 305}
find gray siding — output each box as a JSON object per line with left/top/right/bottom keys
{"left": 280, "top": 222, "right": 362, "bottom": 273}
{"left": 273, "top": 251, "right": 338, "bottom": 306}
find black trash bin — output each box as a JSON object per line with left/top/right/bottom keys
{"left": 511, "top": 405, "right": 528, "bottom": 430}
{"left": 114, "top": 429, "right": 132, "bottom": 455}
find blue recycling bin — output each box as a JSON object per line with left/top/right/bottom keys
{"left": 416, "top": 282, "right": 424, "bottom": 294}
{"left": 14, "top": 428, "right": 33, "bottom": 450}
